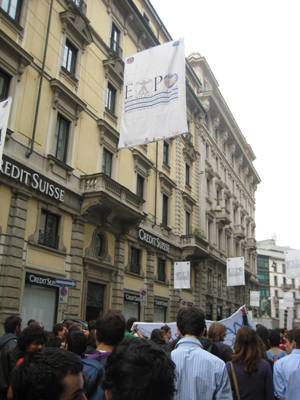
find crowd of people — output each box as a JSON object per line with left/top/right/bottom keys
{"left": 0, "top": 307, "right": 299, "bottom": 400}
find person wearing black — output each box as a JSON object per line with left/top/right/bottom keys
{"left": 0, "top": 316, "right": 21, "bottom": 400}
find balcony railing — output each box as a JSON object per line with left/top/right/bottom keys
{"left": 281, "top": 283, "right": 294, "bottom": 290}
{"left": 234, "top": 225, "right": 246, "bottom": 239}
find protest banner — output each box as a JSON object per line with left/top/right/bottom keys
{"left": 285, "top": 250, "right": 300, "bottom": 278}
{"left": 174, "top": 261, "right": 190, "bottom": 289}
{"left": 227, "top": 257, "right": 245, "bottom": 286}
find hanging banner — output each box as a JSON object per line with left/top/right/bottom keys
{"left": 174, "top": 261, "right": 190, "bottom": 289}
{"left": 0, "top": 97, "right": 12, "bottom": 163}
{"left": 250, "top": 291, "right": 260, "bottom": 307}
{"left": 285, "top": 250, "right": 300, "bottom": 278}
{"left": 226, "top": 257, "right": 245, "bottom": 286}
{"left": 279, "top": 299, "right": 286, "bottom": 311}
{"left": 132, "top": 305, "right": 254, "bottom": 348}
{"left": 283, "top": 292, "right": 294, "bottom": 309}
{"left": 119, "top": 38, "right": 188, "bottom": 148}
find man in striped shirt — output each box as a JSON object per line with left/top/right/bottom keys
{"left": 171, "top": 307, "right": 233, "bottom": 400}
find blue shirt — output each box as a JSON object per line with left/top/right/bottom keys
{"left": 273, "top": 349, "right": 300, "bottom": 399}
{"left": 171, "top": 337, "right": 233, "bottom": 400}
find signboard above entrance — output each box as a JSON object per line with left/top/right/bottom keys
{"left": 26, "top": 273, "right": 76, "bottom": 289}
{"left": 138, "top": 228, "right": 170, "bottom": 253}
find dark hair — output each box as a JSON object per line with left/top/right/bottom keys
{"left": 96, "top": 310, "right": 126, "bottom": 346}
{"left": 46, "top": 332, "right": 62, "bottom": 348}
{"left": 103, "top": 339, "right": 175, "bottom": 400}
{"left": 126, "top": 317, "right": 137, "bottom": 332}
{"left": 27, "top": 319, "right": 36, "bottom": 326}
{"left": 286, "top": 329, "right": 295, "bottom": 343}
{"left": 17, "top": 325, "right": 47, "bottom": 353}
{"left": 269, "top": 329, "right": 281, "bottom": 347}
{"left": 150, "top": 329, "right": 165, "bottom": 345}
{"left": 161, "top": 325, "right": 171, "bottom": 334}
{"left": 256, "top": 324, "right": 270, "bottom": 350}
{"left": 11, "top": 348, "right": 83, "bottom": 400}
{"left": 4, "top": 315, "right": 22, "bottom": 334}
{"left": 53, "top": 323, "right": 64, "bottom": 336}
{"left": 67, "top": 331, "right": 87, "bottom": 356}
{"left": 176, "top": 307, "right": 205, "bottom": 337}
{"left": 68, "top": 323, "right": 82, "bottom": 334}
{"left": 293, "top": 329, "right": 300, "bottom": 348}
{"left": 233, "top": 327, "right": 262, "bottom": 373}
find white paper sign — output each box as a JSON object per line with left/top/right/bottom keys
{"left": 0, "top": 97, "right": 12, "bottom": 163}
{"left": 174, "top": 261, "right": 190, "bottom": 289}
{"left": 285, "top": 250, "right": 300, "bottom": 278}
{"left": 119, "top": 38, "right": 188, "bottom": 148}
{"left": 283, "top": 292, "right": 294, "bottom": 309}
{"left": 227, "top": 257, "right": 245, "bottom": 286}
{"left": 250, "top": 291, "right": 260, "bottom": 307}
{"left": 279, "top": 299, "right": 286, "bottom": 311}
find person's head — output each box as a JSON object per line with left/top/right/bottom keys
{"left": 27, "top": 319, "right": 36, "bottom": 326}
{"left": 53, "top": 323, "right": 68, "bottom": 340}
{"left": 46, "top": 332, "right": 62, "bottom": 348}
{"left": 17, "top": 325, "right": 47, "bottom": 354}
{"left": 269, "top": 329, "right": 281, "bottom": 348}
{"left": 176, "top": 307, "right": 205, "bottom": 337}
{"left": 233, "top": 327, "right": 262, "bottom": 373}
{"left": 4, "top": 315, "right": 22, "bottom": 335}
{"left": 285, "top": 330, "right": 295, "bottom": 354}
{"left": 208, "top": 322, "right": 227, "bottom": 343}
{"left": 67, "top": 331, "right": 87, "bottom": 357}
{"left": 103, "top": 339, "right": 175, "bottom": 400}
{"left": 161, "top": 325, "right": 172, "bottom": 342}
{"left": 96, "top": 310, "right": 126, "bottom": 347}
{"left": 126, "top": 317, "right": 137, "bottom": 332}
{"left": 11, "top": 348, "right": 86, "bottom": 400}
{"left": 256, "top": 324, "right": 270, "bottom": 350}
{"left": 150, "top": 329, "right": 165, "bottom": 345}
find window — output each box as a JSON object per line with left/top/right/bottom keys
{"left": 275, "top": 308, "right": 279, "bottom": 318}
{"left": 106, "top": 82, "right": 117, "bottom": 115}
{"left": 216, "top": 189, "right": 221, "bottom": 205}
{"left": 207, "top": 270, "right": 212, "bottom": 289}
{"left": 185, "top": 211, "right": 191, "bottom": 235}
{"left": 283, "top": 276, "right": 286, "bottom": 285}
{"left": 0, "top": 69, "right": 10, "bottom": 101}
{"left": 185, "top": 164, "right": 190, "bottom": 186}
{"left": 205, "top": 143, "right": 209, "bottom": 158}
{"left": 162, "top": 194, "right": 169, "bottom": 226}
{"left": 163, "top": 141, "right": 169, "bottom": 166}
{"left": 275, "top": 289, "right": 278, "bottom": 297}
{"left": 274, "top": 275, "right": 278, "bottom": 286}
{"left": 130, "top": 247, "right": 141, "bottom": 274}
{"left": 136, "top": 174, "right": 144, "bottom": 199}
{"left": 38, "top": 210, "right": 60, "bottom": 249}
{"left": 157, "top": 258, "right": 166, "bottom": 282}
{"left": 95, "top": 234, "right": 105, "bottom": 257}
{"left": 206, "top": 178, "right": 210, "bottom": 197}
{"left": 208, "top": 220, "right": 212, "bottom": 242}
{"left": 282, "top": 264, "right": 286, "bottom": 274}
{"left": 1, "top": 0, "right": 22, "bottom": 22}
{"left": 143, "top": 12, "right": 150, "bottom": 23}
{"left": 218, "top": 228, "right": 222, "bottom": 250}
{"left": 272, "top": 262, "right": 277, "bottom": 272}
{"left": 292, "top": 278, "right": 295, "bottom": 288}
{"left": 102, "top": 148, "right": 113, "bottom": 177}
{"left": 110, "top": 23, "right": 121, "bottom": 57}
{"left": 55, "top": 114, "right": 70, "bottom": 163}
{"left": 218, "top": 274, "right": 222, "bottom": 295}
{"left": 62, "top": 40, "right": 77, "bottom": 75}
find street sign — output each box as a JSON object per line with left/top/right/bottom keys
{"left": 55, "top": 278, "right": 76, "bottom": 288}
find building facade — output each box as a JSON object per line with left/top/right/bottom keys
{"left": 257, "top": 239, "right": 300, "bottom": 328}
{"left": 0, "top": 0, "right": 260, "bottom": 330}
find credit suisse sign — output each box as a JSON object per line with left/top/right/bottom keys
{"left": 138, "top": 228, "right": 170, "bottom": 253}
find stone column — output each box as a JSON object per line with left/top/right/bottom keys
{"left": 66, "top": 217, "right": 84, "bottom": 317}
{"left": 144, "top": 250, "right": 154, "bottom": 321}
{"left": 111, "top": 235, "right": 125, "bottom": 311}
{"left": 0, "top": 190, "right": 29, "bottom": 325}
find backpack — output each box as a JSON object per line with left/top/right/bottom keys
{"left": 82, "top": 358, "right": 104, "bottom": 400}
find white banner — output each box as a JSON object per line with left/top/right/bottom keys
{"left": 227, "top": 257, "right": 245, "bottom": 286}
{"left": 283, "top": 292, "right": 294, "bottom": 309}
{"left": 174, "top": 261, "right": 190, "bottom": 289}
{"left": 0, "top": 97, "right": 12, "bottom": 163}
{"left": 132, "top": 305, "right": 254, "bottom": 348}
{"left": 285, "top": 250, "right": 300, "bottom": 278}
{"left": 119, "top": 38, "right": 188, "bottom": 148}
{"left": 250, "top": 291, "right": 260, "bottom": 307}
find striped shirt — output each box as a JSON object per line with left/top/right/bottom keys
{"left": 171, "top": 337, "right": 233, "bottom": 400}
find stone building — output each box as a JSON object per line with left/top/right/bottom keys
{"left": 0, "top": 0, "right": 260, "bottom": 330}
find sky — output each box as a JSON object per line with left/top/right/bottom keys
{"left": 151, "top": 0, "right": 300, "bottom": 249}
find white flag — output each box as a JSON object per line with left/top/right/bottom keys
{"left": 119, "top": 38, "right": 188, "bottom": 148}
{"left": 283, "top": 292, "right": 294, "bottom": 309}
{"left": 250, "top": 291, "right": 260, "bottom": 307}
{"left": 174, "top": 261, "right": 190, "bottom": 289}
{"left": 227, "top": 257, "right": 245, "bottom": 286}
{"left": 285, "top": 250, "right": 300, "bottom": 278}
{"left": 0, "top": 97, "right": 12, "bottom": 163}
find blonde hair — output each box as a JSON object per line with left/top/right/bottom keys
{"left": 208, "top": 322, "right": 226, "bottom": 342}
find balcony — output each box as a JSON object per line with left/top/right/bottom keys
{"left": 246, "top": 237, "right": 256, "bottom": 250}
{"left": 80, "top": 173, "right": 145, "bottom": 231}
{"left": 281, "top": 283, "right": 294, "bottom": 291}
{"left": 215, "top": 207, "right": 231, "bottom": 226}
{"left": 181, "top": 234, "right": 209, "bottom": 259}
{"left": 234, "top": 224, "right": 246, "bottom": 240}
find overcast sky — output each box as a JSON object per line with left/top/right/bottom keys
{"left": 151, "top": 0, "right": 300, "bottom": 249}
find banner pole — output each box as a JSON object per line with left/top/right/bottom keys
{"left": 154, "top": 141, "right": 158, "bottom": 225}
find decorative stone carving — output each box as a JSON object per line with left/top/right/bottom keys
{"left": 60, "top": 10, "right": 93, "bottom": 49}
{"left": 98, "top": 118, "right": 119, "bottom": 153}
{"left": 132, "top": 149, "right": 154, "bottom": 178}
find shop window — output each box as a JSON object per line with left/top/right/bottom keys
{"left": 130, "top": 247, "right": 141, "bottom": 275}
{"left": 106, "top": 82, "right": 117, "bottom": 115}
{"left": 1, "top": 0, "right": 22, "bottom": 22}
{"left": 110, "top": 23, "right": 122, "bottom": 58}
{"left": 55, "top": 114, "right": 70, "bottom": 163}
{"left": 157, "top": 258, "right": 166, "bottom": 282}
{"left": 162, "top": 194, "right": 169, "bottom": 226}
{"left": 102, "top": 148, "right": 113, "bottom": 177}
{"left": 86, "top": 282, "right": 105, "bottom": 322}
{"left": 136, "top": 174, "right": 144, "bottom": 199}
{"left": 62, "top": 39, "right": 77, "bottom": 76}
{"left": 154, "top": 305, "right": 167, "bottom": 322}
{"left": 163, "top": 141, "right": 169, "bottom": 166}
{"left": 185, "top": 163, "right": 190, "bottom": 186}
{"left": 0, "top": 69, "right": 11, "bottom": 101}
{"left": 185, "top": 211, "right": 191, "bottom": 235}
{"left": 38, "top": 210, "right": 60, "bottom": 249}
